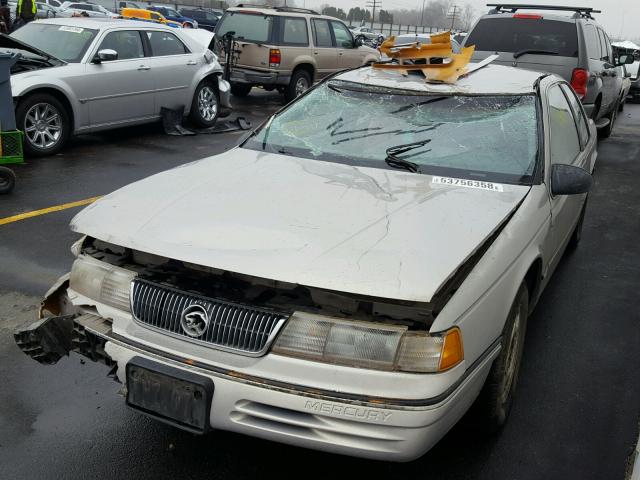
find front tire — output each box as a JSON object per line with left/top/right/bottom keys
{"left": 284, "top": 69, "right": 311, "bottom": 102}
{"left": 16, "top": 93, "right": 70, "bottom": 157}
{"left": 189, "top": 80, "right": 219, "bottom": 128}
{"left": 0, "top": 166, "right": 16, "bottom": 194}
{"left": 473, "top": 283, "right": 529, "bottom": 433}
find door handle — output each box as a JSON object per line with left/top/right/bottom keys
{"left": 186, "top": 60, "right": 197, "bottom": 65}
{"left": 138, "top": 65, "right": 151, "bottom": 71}
{"left": 313, "top": 51, "right": 319, "bottom": 55}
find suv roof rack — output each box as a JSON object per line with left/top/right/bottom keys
{"left": 235, "top": 4, "right": 319, "bottom": 14}
{"left": 486, "top": 4, "right": 601, "bottom": 19}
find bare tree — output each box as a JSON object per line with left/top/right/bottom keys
{"left": 460, "top": 3, "right": 476, "bottom": 31}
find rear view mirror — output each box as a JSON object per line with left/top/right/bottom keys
{"left": 94, "top": 49, "right": 118, "bottom": 63}
{"left": 354, "top": 34, "right": 365, "bottom": 47}
{"left": 551, "top": 164, "right": 592, "bottom": 196}
{"left": 616, "top": 54, "right": 635, "bottom": 66}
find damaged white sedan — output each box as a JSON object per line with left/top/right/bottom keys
{"left": 15, "top": 64, "right": 596, "bottom": 461}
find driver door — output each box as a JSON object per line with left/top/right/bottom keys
{"left": 544, "top": 83, "right": 592, "bottom": 271}
{"left": 83, "top": 30, "right": 155, "bottom": 127}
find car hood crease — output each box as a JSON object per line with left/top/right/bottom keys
{"left": 71, "top": 150, "right": 531, "bottom": 302}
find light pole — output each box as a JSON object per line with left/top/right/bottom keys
{"left": 420, "top": 0, "right": 426, "bottom": 26}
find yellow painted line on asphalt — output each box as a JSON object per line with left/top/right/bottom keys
{"left": 0, "top": 196, "right": 102, "bottom": 226}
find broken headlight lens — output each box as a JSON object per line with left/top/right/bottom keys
{"left": 69, "top": 255, "right": 136, "bottom": 312}
{"left": 271, "top": 312, "right": 463, "bottom": 373}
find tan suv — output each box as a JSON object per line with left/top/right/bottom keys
{"left": 214, "top": 5, "right": 380, "bottom": 101}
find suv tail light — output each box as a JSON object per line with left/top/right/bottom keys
{"left": 513, "top": 13, "right": 543, "bottom": 19}
{"left": 571, "top": 68, "right": 589, "bottom": 98}
{"left": 269, "top": 49, "right": 281, "bottom": 68}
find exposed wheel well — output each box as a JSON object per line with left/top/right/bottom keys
{"left": 523, "top": 258, "right": 542, "bottom": 310}
{"left": 293, "top": 63, "right": 315, "bottom": 83}
{"left": 18, "top": 88, "right": 74, "bottom": 132}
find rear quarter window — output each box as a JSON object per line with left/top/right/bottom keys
{"left": 216, "top": 12, "right": 274, "bottom": 43}
{"left": 467, "top": 17, "right": 578, "bottom": 57}
{"left": 583, "top": 24, "right": 601, "bottom": 60}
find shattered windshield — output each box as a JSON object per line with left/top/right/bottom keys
{"left": 243, "top": 81, "right": 539, "bottom": 184}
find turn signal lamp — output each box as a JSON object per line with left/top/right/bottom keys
{"left": 272, "top": 312, "right": 464, "bottom": 373}
{"left": 571, "top": 68, "right": 589, "bottom": 98}
{"left": 269, "top": 49, "right": 281, "bottom": 68}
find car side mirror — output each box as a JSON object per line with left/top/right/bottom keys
{"left": 551, "top": 164, "right": 592, "bottom": 196}
{"left": 94, "top": 49, "right": 118, "bottom": 63}
{"left": 615, "top": 54, "right": 635, "bottom": 67}
{"left": 354, "top": 34, "right": 365, "bottom": 47}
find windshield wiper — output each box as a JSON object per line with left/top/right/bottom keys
{"left": 513, "top": 49, "right": 559, "bottom": 59}
{"left": 385, "top": 139, "right": 432, "bottom": 173}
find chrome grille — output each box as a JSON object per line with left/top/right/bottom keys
{"left": 130, "top": 278, "right": 289, "bottom": 356}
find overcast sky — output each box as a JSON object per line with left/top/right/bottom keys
{"left": 297, "top": 0, "right": 639, "bottom": 40}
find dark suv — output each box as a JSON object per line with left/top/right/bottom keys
{"left": 179, "top": 8, "right": 221, "bottom": 32}
{"left": 465, "top": 4, "right": 635, "bottom": 138}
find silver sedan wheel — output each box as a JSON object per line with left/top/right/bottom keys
{"left": 24, "top": 103, "right": 62, "bottom": 150}
{"left": 198, "top": 86, "right": 218, "bottom": 122}
{"left": 295, "top": 76, "right": 309, "bottom": 97}
{"left": 498, "top": 308, "right": 522, "bottom": 405}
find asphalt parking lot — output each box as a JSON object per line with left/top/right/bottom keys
{"left": 1, "top": 94, "right": 639, "bottom": 480}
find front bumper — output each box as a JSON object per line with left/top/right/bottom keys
{"left": 14, "top": 282, "right": 498, "bottom": 462}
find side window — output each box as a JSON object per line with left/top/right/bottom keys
{"left": 50, "top": 0, "right": 61, "bottom": 6}
{"left": 597, "top": 28, "right": 609, "bottom": 62}
{"left": 583, "top": 24, "right": 601, "bottom": 60}
{"left": 146, "top": 31, "right": 189, "bottom": 56}
{"left": 98, "top": 30, "right": 144, "bottom": 60}
{"left": 331, "top": 21, "right": 354, "bottom": 49}
{"left": 560, "top": 83, "right": 590, "bottom": 149}
{"left": 547, "top": 85, "right": 581, "bottom": 165}
{"left": 282, "top": 17, "right": 309, "bottom": 46}
{"left": 312, "top": 19, "right": 333, "bottom": 48}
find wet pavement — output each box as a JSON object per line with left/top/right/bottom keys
{"left": 0, "top": 94, "right": 639, "bottom": 480}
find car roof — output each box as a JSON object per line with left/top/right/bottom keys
{"left": 226, "top": 6, "right": 338, "bottom": 20}
{"left": 37, "top": 17, "right": 174, "bottom": 30}
{"left": 334, "top": 64, "right": 549, "bottom": 95}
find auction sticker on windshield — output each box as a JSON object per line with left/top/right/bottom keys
{"left": 59, "top": 26, "right": 84, "bottom": 33}
{"left": 431, "top": 176, "right": 504, "bottom": 192}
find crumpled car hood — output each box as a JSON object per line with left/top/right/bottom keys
{"left": 72, "top": 149, "right": 530, "bottom": 302}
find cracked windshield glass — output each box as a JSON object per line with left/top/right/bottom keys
{"left": 244, "top": 81, "right": 539, "bottom": 184}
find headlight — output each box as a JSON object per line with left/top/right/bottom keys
{"left": 69, "top": 255, "right": 136, "bottom": 312}
{"left": 271, "top": 312, "right": 463, "bottom": 373}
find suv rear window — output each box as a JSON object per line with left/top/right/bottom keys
{"left": 216, "top": 12, "right": 274, "bottom": 43}
{"left": 467, "top": 17, "right": 578, "bottom": 57}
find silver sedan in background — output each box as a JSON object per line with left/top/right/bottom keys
{"left": 5, "top": 18, "right": 230, "bottom": 156}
